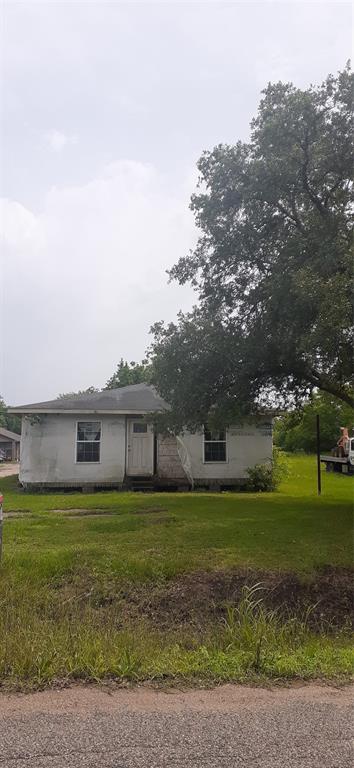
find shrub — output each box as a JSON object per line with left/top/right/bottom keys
{"left": 246, "top": 448, "right": 289, "bottom": 492}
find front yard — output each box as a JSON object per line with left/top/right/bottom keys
{"left": 0, "top": 455, "right": 353, "bottom": 689}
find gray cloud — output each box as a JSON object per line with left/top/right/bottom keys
{"left": 1, "top": 162, "right": 196, "bottom": 404}
{"left": 1, "top": 1, "right": 352, "bottom": 404}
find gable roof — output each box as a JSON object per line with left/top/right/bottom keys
{"left": 8, "top": 384, "right": 169, "bottom": 415}
{"left": 0, "top": 427, "right": 21, "bottom": 441}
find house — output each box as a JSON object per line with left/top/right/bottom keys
{"left": 9, "top": 384, "right": 272, "bottom": 490}
{"left": 0, "top": 427, "right": 21, "bottom": 461}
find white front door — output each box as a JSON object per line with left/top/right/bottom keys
{"left": 126, "top": 419, "right": 154, "bottom": 476}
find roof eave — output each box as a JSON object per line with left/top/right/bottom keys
{"left": 8, "top": 408, "right": 165, "bottom": 416}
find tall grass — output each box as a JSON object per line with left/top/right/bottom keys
{"left": 220, "top": 583, "right": 321, "bottom": 671}
{"left": 1, "top": 580, "right": 352, "bottom": 690}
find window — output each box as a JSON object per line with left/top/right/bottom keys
{"left": 133, "top": 422, "right": 148, "bottom": 433}
{"left": 204, "top": 428, "right": 226, "bottom": 462}
{"left": 76, "top": 421, "right": 101, "bottom": 462}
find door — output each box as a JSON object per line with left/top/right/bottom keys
{"left": 126, "top": 419, "right": 154, "bottom": 476}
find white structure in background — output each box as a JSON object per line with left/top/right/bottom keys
{"left": 0, "top": 427, "right": 21, "bottom": 462}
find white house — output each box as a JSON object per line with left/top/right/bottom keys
{"left": 9, "top": 384, "right": 272, "bottom": 491}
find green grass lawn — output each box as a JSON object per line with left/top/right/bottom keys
{"left": 0, "top": 455, "right": 353, "bottom": 689}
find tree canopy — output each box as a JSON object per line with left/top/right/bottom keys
{"left": 56, "top": 361, "right": 152, "bottom": 401}
{"left": 274, "top": 393, "right": 354, "bottom": 453}
{"left": 105, "top": 358, "right": 152, "bottom": 389}
{"left": 151, "top": 65, "right": 353, "bottom": 430}
{"left": 58, "top": 387, "right": 99, "bottom": 400}
{"left": 0, "top": 396, "right": 21, "bottom": 434}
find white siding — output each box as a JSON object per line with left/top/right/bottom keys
{"left": 20, "top": 414, "right": 126, "bottom": 484}
{"left": 19, "top": 415, "right": 273, "bottom": 486}
{"left": 179, "top": 424, "right": 272, "bottom": 481}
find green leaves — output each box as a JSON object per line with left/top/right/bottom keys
{"left": 274, "top": 393, "right": 354, "bottom": 453}
{"left": 105, "top": 358, "right": 152, "bottom": 389}
{"left": 0, "top": 396, "right": 21, "bottom": 434}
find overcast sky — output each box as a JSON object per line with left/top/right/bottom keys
{"left": 0, "top": 0, "right": 352, "bottom": 405}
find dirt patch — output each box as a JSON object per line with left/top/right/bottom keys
{"left": 4, "top": 511, "right": 33, "bottom": 519}
{"left": 50, "top": 507, "right": 169, "bottom": 517}
{"left": 51, "top": 509, "right": 119, "bottom": 517}
{"left": 118, "top": 566, "right": 354, "bottom": 632}
{"left": 48, "top": 508, "right": 172, "bottom": 522}
{"left": 66, "top": 513, "right": 118, "bottom": 519}
{"left": 132, "top": 507, "right": 169, "bottom": 515}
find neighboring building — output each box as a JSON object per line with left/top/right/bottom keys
{"left": 9, "top": 384, "right": 272, "bottom": 490}
{"left": 0, "top": 427, "right": 21, "bottom": 461}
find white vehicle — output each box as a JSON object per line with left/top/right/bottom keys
{"left": 320, "top": 428, "right": 354, "bottom": 475}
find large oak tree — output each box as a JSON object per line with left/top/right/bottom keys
{"left": 151, "top": 66, "right": 354, "bottom": 430}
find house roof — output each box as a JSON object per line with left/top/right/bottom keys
{"left": 8, "top": 384, "right": 169, "bottom": 415}
{"left": 0, "top": 427, "right": 21, "bottom": 441}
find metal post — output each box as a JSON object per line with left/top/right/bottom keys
{"left": 316, "top": 415, "right": 321, "bottom": 496}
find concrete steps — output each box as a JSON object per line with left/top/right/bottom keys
{"left": 127, "top": 476, "right": 155, "bottom": 492}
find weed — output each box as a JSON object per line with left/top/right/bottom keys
{"left": 220, "top": 584, "right": 326, "bottom": 673}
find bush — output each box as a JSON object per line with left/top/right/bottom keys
{"left": 246, "top": 448, "right": 289, "bottom": 492}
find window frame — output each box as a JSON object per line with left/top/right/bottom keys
{"left": 75, "top": 420, "right": 102, "bottom": 464}
{"left": 203, "top": 427, "right": 227, "bottom": 464}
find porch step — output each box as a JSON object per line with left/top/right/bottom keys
{"left": 127, "top": 476, "right": 155, "bottom": 492}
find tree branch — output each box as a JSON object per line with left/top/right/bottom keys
{"left": 273, "top": 201, "right": 306, "bottom": 235}
{"left": 290, "top": 195, "right": 307, "bottom": 234}
{"left": 308, "top": 369, "right": 354, "bottom": 407}
{"left": 301, "top": 134, "right": 330, "bottom": 219}
{"left": 323, "top": 177, "right": 343, "bottom": 207}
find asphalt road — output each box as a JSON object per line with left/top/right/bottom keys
{"left": 0, "top": 684, "right": 352, "bottom": 767}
